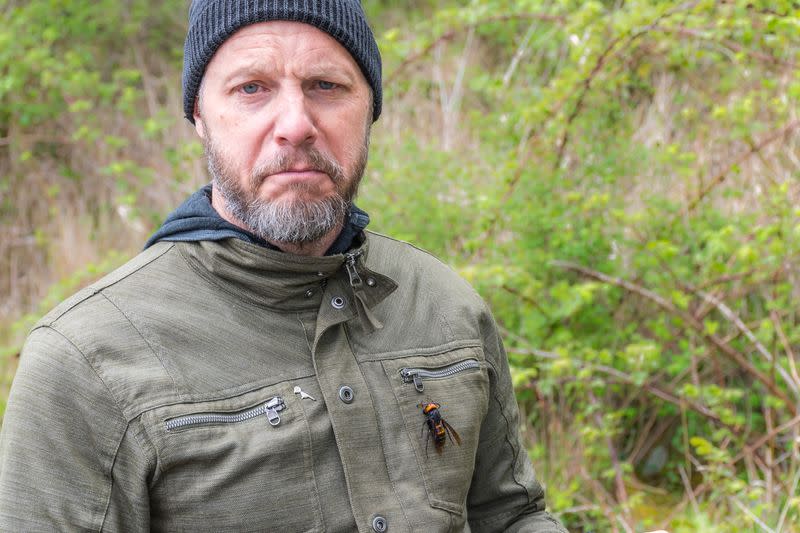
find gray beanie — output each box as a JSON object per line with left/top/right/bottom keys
{"left": 182, "top": 0, "right": 382, "bottom": 124}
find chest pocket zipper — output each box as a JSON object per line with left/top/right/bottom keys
{"left": 165, "top": 396, "right": 286, "bottom": 431}
{"left": 399, "top": 359, "right": 481, "bottom": 392}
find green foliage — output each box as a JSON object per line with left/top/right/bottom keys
{"left": 0, "top": 0, "right": 179, "bottom": 126}
{"left": 2, "top": 0, "right": 800, "bottom": 531}
{"left": 366, "top": 0, "right": 800, "bottom": 530}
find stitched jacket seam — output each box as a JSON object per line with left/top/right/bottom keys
{"left": 100, "top": 292, "right": 183, "bottom": 402}
{"left": 356, "top": 339, "right": 483, "bottom": 361}
{"left": 365, "top": 230, "right": 485, "bottom": 301}
{"left": 130, "top": 415, "right": 165, "bottom": 492}
{"left": 485, "top": 358, "right": 535, "bottom": 506}
{"left": 98, "top": 421, "right": 132, "bottom": 532}
{"left": 34, "top": 244, "right": 174, "bottom": 330}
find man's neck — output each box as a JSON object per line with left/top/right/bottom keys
{"left": 211, "top": 188, "right": 343, "bottom": 257}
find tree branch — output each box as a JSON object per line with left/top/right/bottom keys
{"left": 681, "top": 120, "right": 800, "bottom": 216}
{"left": 384, "top": 13, "right": 565, "bottom": 86}
{"left": 552, "top": 260, "right": 797, "bottom": 415}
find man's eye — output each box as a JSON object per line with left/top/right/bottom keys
{"left": 318, "top": 81, "right": 337, "bottom": 90}
{"left": 241, "top": 83, "right": 260, "bottom": 94}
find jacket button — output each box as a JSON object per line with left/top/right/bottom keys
{"left": 331, "top": 296, "right": 346, "bottom": 309}
{"left": 338, "top": 385, "right": 355, "bottom": 404}
{"left": 366, "top": 277, "right": 376, "bottom": 287}
{"left": 305, "top": 289, "right": 314, "bottom": 298}
{"left": 372, "top": 515, "right": 388, "bottom": 532}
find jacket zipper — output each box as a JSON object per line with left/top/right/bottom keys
{"left": 400, "top": 359, "right": 481, "bottom": 392}
{"left": 165, "top": 396, "right": 286, "bottom": 431}
{"left": 344, "top": 249, "right": 365, "bottom": 289}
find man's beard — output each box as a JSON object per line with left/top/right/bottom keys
{"left": 205, "top": 129, "right": 369, "bottom": 245}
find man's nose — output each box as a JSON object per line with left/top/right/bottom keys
{"left": 272, "top": 90, "right": 317, "bottom": 147}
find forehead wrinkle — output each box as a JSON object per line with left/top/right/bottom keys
{"left": 216, "top": 22, "right": 361, "bottom": 73}
{"left": 215, "top": 41, "right": 358, "bottom": 84}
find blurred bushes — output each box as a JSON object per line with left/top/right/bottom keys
{"left": 2, "top": 0, "right": 800, "bottom": 531}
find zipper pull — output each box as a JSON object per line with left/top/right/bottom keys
{"left": 412, "top": 374, "right": 423, "bottom": 392}
{"left": 344, "top": 249, "right": 384, "bottom": 331}
{"left": 265, "top": 396, "right": 285, "bottom": 426}
{"left": 344, "top": 250, "right": 364, "bottom": 289}
{"left": 400, "top": 369, "right": 425, "bottom": 392}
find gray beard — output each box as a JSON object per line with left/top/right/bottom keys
{"left": 213, "top": 169, "right": 349, "bottom": 244}
{"left": 205, "top": 137, "right": 367, "bottom": 245}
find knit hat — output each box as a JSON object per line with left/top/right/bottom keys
{"left": 182, "top": 0, "right": 382, "bottom": 124}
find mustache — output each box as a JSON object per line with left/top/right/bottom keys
{"left": 249, "top": 148, "right": 345, "bottom": 187}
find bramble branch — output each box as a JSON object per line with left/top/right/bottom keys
{"left": 384, "top": 13, "right": 565, "bottom": 86}
{"left": 552, "top": 260, "right": 797, "bottom": 415}
{"left": 681, "top": 120, "right": 800, "bottom": 216}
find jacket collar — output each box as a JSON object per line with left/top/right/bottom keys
{"left": 176, "top": 235, "right": 397, "bottom": 323}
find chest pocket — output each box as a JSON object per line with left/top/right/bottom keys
{"left": 146, "top": 386, "right": 323, "bottom": 533}
{"left": 382, "top": 346, "right": 490, "bottom": 515}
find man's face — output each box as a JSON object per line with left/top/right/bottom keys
{"left": 194, "top": 21, "right": 372, "bottom": 244}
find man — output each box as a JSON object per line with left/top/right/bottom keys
{"left": 0, "top": 1, "right": 566, "bottom": 531}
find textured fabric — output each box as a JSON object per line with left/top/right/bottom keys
{"left": 0, "top": 233, "right": 567, "bottom": 532}
{"left": 182, "top": 0, "right": 383, "bottom": 123}
{"left": 143, "top": 183, "right": 370, "bottom": 255}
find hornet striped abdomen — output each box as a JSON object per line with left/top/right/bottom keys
{"left": 418, "top": 401, "right": 461, "bottom": 455}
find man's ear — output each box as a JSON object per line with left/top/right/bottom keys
{"left": 193, "top": 99, "right": 205, "bottom": 139}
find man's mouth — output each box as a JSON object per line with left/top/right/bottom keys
{"left": 263, "top": 169, "right": 330, "bottom": 189}
{"left": 271, "top": 168, "right": 327, "bottom": 177}
{"left": 285, "top": 166, "right": 319, "bottom": 172}
{"left": 250, "top": 149, "right": 343, "bottom": 186}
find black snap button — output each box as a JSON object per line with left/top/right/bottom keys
{"left": 366, "top": 277, "right": 376, "bottom": 287}
{"left": 331, "top": 296, "right": 346, "bottom": 309}
{"left": 305, "top": 289, "right": 314, "bottom": 298}
{"left": 317, "top": 271, "right": 326, "bottom": 277}
{"left": 372, "top": 515, "right": 387, "bottom": 532}
{"left": 338, "top": 385, "right": 355, "bottom": 404}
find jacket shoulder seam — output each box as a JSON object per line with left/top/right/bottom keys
{"left": 365, "top": 230, "right": 485, "bottom": 303}
{"left": 35, "top": 243, "right": 175, "bottom": 330}
{"left": 365, "top": 230, "right": 449, "bottom": 266}
{"left": 98, "top": 292, "right": 183, "bottom": 403}
{"left": 38, "top": 325, "right": 129, "bottom": 420}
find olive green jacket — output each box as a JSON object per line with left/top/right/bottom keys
{"left": 0, "top": 232, "right": 566, "bottom": 532}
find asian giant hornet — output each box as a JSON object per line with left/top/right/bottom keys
{"left": 418, "top": 401, "right": 461, "bottom": 456}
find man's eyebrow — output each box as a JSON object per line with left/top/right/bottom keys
{"left": 222, "top": 61, "right": 276, "bottom": 83}
{"left": 221, "top": 60, "right": 357, "bottom": 84}
{"left": 301, "top": 62, "right": 357, "bottom": 83}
